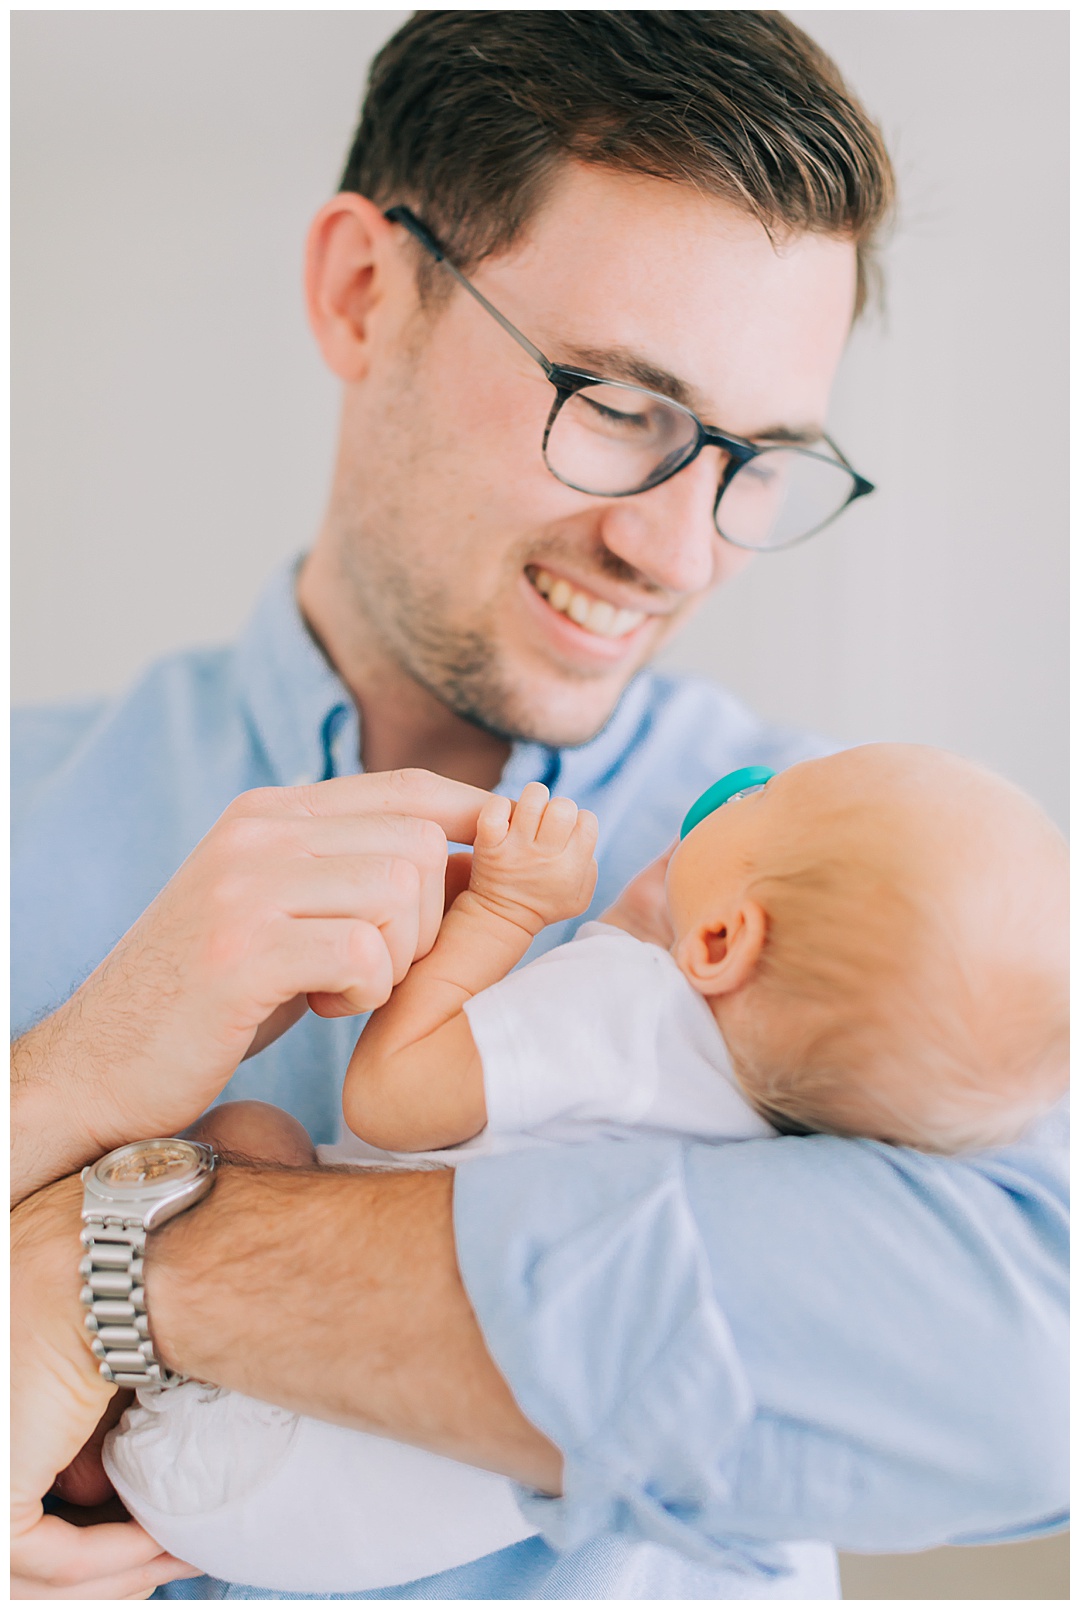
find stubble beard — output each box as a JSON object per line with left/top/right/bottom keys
{"left": 375, "top": 568, "right": 622, "bottom": 749}
{"left": 341, "top": 534, "right": 645, "bottom": 751}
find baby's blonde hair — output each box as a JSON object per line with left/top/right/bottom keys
{"left": 721, "top": 759, "right": 1069, "bottom": 1154}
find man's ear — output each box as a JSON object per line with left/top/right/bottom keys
{"left": 304, "top": 193, "right": 401, "bottom": 382}
{"left": 675, "top": 900, "right": 767, "bottom": 998}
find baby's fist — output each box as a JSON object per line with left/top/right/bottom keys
{"left": 468, "top": 783, "right": 599, "bottom": 934}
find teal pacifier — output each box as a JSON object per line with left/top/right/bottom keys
{"left": 679, "top": 766, "right": 775, "bottom": 840}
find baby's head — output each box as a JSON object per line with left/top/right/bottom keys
{"left": 665, "top": 745, "right": 1068, "bottom": 1153}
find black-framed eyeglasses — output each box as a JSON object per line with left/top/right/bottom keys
{"left": 386, "top": 206, "right": 874, "bottom": 553}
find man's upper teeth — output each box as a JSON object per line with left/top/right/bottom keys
{"left": 532, "top": 569, "right": 646, "bottom": 638}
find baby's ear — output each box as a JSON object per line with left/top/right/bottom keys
{"left": 675, "top": 901, "right": 767, "bottom": 998}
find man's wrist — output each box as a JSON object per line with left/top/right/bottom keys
{"left": 12, "top": 962, "right": 223, "bottom": 1205}
{"left": 11, "top": 1014, "right": 124, "bottom": 1204}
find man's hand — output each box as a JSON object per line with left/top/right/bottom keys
{"left": 599, "top": 842, "right": 677, "bottom": 948}
{"left": 11, "top": 1175, "right": 200, "bottom": 1599}
{"left": 460, "top": 784, "right": 599, "bottom": 938}
{"left": 12, "top": 769, "right": 492, "bottom": 1202}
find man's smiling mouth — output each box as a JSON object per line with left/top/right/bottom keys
{"left": 526, "top": 566, "right": 649, "bottom": 639}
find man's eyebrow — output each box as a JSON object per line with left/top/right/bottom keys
{"left": 560, "top": 343, "right": 701, "bottom": 409}
{"left": 749, "top": 423, "right": 825, "bottom": 447}
{"left": 557, "top": 344, "right": 823, "bottom": 444}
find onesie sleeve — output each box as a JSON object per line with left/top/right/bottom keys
{"left": 463, "top": 925, "right": 668, "bottom": 1138}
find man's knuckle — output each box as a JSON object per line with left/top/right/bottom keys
{"left": 205, "top": 866, "right": 251, "bottom": 912}
{"left": 213, "top": 814, "right": 269, "bottom": 860}
{"left": 203, "top": 918, "right": 256, "bottom": 974}
{"left": 388, "top": 766, "right": 438, "bottom": 798}
{"left": 224, "top": 785, "right": 279, "bottom": 818}
{"left": 413, "top": 818, "right": 448, "bottom": 861}
{"left": 341, "top": 919, "right": 378, "bottom": 963}
{"left": 386, "top": 856, "right": 422, "bottom": 896}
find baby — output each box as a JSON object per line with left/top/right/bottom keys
{"left": 104, "top": 743, "right": 1069, "bottom": 1593}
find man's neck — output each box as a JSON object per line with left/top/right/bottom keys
{"left": 359, "top": 683, "right": 511, "bottom": 790}
{"left": 297, "top": 551, "right": 511, "bottom": 791}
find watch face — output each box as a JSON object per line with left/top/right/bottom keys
{"left": 94, "top": 1139, "right": 201, "bottom": 1191}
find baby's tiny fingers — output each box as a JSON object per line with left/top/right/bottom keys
{"left": 474, "top": 794, "right": 513, "bottom": 851}
{"left": 570, "top": 808, "right": 600, "bottom": 856}
{"left": 535, "top": 794, "right": 581, "bottom": 850}
{"left": 509, "top": 781, "right": 550, "bottom": 838}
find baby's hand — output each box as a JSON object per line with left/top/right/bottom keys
{"left": 462, "top": 783, "right": 599, "bottom": 937}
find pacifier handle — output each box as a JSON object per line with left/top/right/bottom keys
{"left": 679, "top": 766, "right": 775, "bottom": 840}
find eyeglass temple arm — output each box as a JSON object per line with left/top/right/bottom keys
{"left": 384, "top": 206, "right": 554, "bottom": 377}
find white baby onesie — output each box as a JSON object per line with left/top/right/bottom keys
{"left": 104, "top": 923, "right": 773, "bottom": 1594}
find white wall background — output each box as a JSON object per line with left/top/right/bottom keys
{"left": 9, "top": 13, "right": 1070, "bottom": 1598}
{"left": 670, "top": 8, "right": 1069, "bottom": 830}
{"left": 12, "top": 10, "right": 1068, "bottom": 832}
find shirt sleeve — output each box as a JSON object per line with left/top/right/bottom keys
{"left": 452, "top": 1111, "right": 1068, "bottom": 1569}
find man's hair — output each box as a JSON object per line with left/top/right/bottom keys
{"left": 340, "top": 11, "right": 895, "bottom": 317}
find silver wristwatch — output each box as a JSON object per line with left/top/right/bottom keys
{"left": 80, "top": 1137, "right": 217, "bottom": 1392}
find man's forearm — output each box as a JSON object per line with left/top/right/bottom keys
{"left": 144, "top": 1162, "right": 563, "bottom": 1493}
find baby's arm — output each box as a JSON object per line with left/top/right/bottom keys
{"left": 342, "top": 783, "right": 598, "bottom": 1151}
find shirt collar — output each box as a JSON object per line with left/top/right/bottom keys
{"left": 234, "top": 557, "right": 658, "bottom": 798}
{"left": 234, "top": 558, "right": 354, "bottom": 787}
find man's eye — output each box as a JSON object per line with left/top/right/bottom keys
{"left": 741, "top": 457, "right": 784, "bottom": 488}
{"left": 582, "top": 396, "right": 651, "bottom": 431}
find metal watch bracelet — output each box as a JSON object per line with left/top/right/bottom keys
{"left": 79, "top": 1215, "right": 182, "bottom": 1389}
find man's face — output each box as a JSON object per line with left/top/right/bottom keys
{"left": 327, "top": 163, "right": 857, "bottom": 748}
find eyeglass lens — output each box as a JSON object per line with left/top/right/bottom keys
{"left": 544, "top": 381, "right": 858, "bottom": 551}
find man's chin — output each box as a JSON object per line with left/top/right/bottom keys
{"left": 420, "top": 636, "right": 648, "bottom": 751}
{"left": 462, "top": 676, "right": 638, "bottom": 752}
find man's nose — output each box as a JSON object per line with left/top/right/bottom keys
{"left": 595, "top": 448, "right": 730, "bottom": 597}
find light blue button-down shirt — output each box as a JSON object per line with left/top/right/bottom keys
{"left": 13, "top": 563, "right": 1068, "bottom": 1601}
